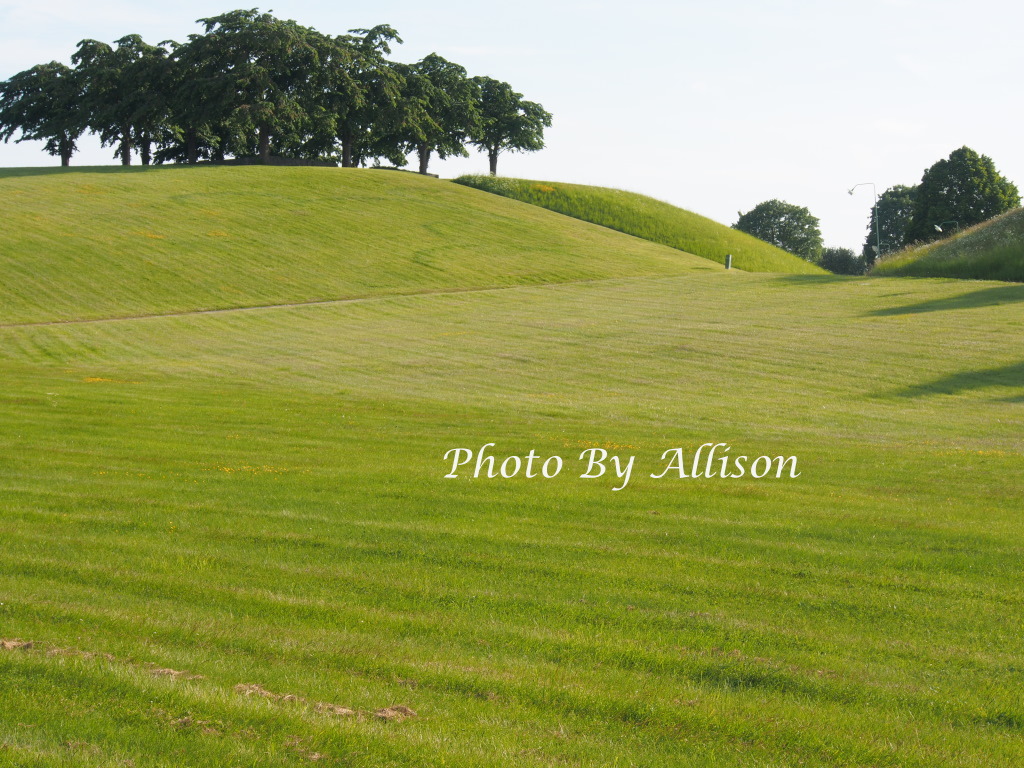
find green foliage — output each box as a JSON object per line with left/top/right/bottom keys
{"left": 863, "top": 184, "right": 916, "bottom": 265}
{"left": 733, "top": 199, "right": 824, "bottom": 263}
{"left": 329, "top": 25, "right": 404, "bottom": 168}
{"left": 0, "top": 61, "right": 84, "bottom": 165}
{"left": 378, "top": 54, "right": 481, "bottom": 174}
{"left": 71, "top": 35, "right": 171, "bottom": 165}
{"left": 2, "top": 11, "right": 545, "bottom": 170}
{"left": 819, "top": 246, "right": 864, "bottom": 275}
{"left": 469, "top": 76, "right": 551, "bottom": 175}
{"left": 903, "top": 146, "right": 1020, "bottom": 245}
{"left": 455, "top": 175, "right": 824, "bottom": 273}
{"left": 177, "top": 10, "right": 327, "bottom": 162}
{"left": 873, "top": 206, "right": 1024, "bottom": 282}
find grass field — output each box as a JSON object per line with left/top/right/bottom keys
{"left": 2, "top": 167, "right": 1023, "bottom": 767}
{"left": 453, "top": 175, "right": 824, "bottom": 274}
{"left": 0, "top": 166, "right": 717, "bottom": 324}
{"left": 873, "top": 207, "right": 1024, "bottom": 282}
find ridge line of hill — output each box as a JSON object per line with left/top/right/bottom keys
{"left": 453, "top": 175, "right": 825, "bottom": 274}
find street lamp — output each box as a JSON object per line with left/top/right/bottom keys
{"left": 848, "top": 183, "right": 881, "bottom": 259}
{"left": 934, "top": 221, "right": 959, "bottom": 234}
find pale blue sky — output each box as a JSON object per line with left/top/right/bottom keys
{"left": 2, "top": 0, "right": 1021, "bottom": 250}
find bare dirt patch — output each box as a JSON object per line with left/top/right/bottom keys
{"left": 149, "top": 666, "right": 205, "bottom": 680}
{"left": 374, "top": 705, "right": 417, "bottom": 722}
{"left": 0, "top": 639, "right": 34, "bottom": 650}
{"left": 234, "top": 683, "right": 357, "bottom": 718}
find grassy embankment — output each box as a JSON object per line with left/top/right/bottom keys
{"left": 454, "top": 174, "right": 824, "bottom": 274}
{"left": 1, "top": 166, "right": 1022, "bottom": 767}
{"left": 873, "top": 207, "right": 1024, "bottom": 282}
{"left": 0, "top": 165, "right": 718, "bottom": 325}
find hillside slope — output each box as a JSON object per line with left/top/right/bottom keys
{"left": 0, "top": 166, "right": 719, "bottom": 324}
{"left": 872, "top": 207, "right": 1024, "bottom": 281}
{"left": 453, "top": 175, "right": 824, "bottom": 274}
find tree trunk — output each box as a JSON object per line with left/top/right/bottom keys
{"left": 60, "top": 137, "right": 72, "bottom": 167}
{"left": 418, "top": 144, "right": 431, "bottom": 175}
{"left": 341, "top": 133, "right": 353, "bottom": 168}
{"left": 215, "top": 129, "right": 229, "bottom": 162}
{"left": 186, "top": 130, "right": 199, "bottom": 164}
{"left": 489, "top": 147, "right": 499, "bottom": 176}
{"left": 258, "top": 124, "right": 271, "bottom": 163}
{"left": 119, "top": 126, "right": 131, "bottom": 166}
{"left": 140, "top": 133, "right": 151, "bottom": 166}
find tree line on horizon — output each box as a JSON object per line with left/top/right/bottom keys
{"left": 732, "top": 146, "right": 1020, "bottom": 274}
{"left": 0, "top": 9, "right": 552, "bottom": 175}
{"left": 859, "top": 147, "right": 1019, "bottom": 260}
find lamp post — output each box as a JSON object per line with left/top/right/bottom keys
{"left": 848, "top": 183, "right": 881, "bottom": 259}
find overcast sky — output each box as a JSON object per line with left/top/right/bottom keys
{"left": 2, "top": 0, "right": 1022, "bottom": 250}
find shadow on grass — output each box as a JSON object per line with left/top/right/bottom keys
{"left": 869, "top": 284, "right": 1024, "bottom": 316}
{"left": 770, "top": 274, "right": 854, "bottom": 285}
{"left": 0, "top": 163, "right": 153, "bottom": 179}
{"left": 0, "top": 165, "right": 183, "bottom": 180}
{"left": 895, "top": 360, "right": 1024, "bottom": 398}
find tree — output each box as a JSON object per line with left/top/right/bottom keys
{"left": 154, "top": 37, "right": 221, "bottom": 164}
{"left": 327, "top": 25, "right": 404, "bottom": 168}
{"left": 469, "top": 76, "right": 551, "bottom": 175}
{"left": 71, "top": 38, "right": 128, "bottom": 164}
{"left": 72, "top": 36, "right": 171, "bottom": 165}
{"left": 176, "top": 10, "right": 327, "bottom": 163}
{"left": 903, "top": 146, "right": 1020, "bottom": 245}
{"left": 862, "top": 185, "right": 916, "bottom": 266}
{"left": 0, "top": 61, "right": 85, "bottom": 166}
{"left": 379, "top": 54, "right": 479, "bottom": 174}
{"left": 117, "top": 35, "right": 173, "bottom": 165}
{"left": 819, "top": 247, "right": 864, "bottom": 275}
{"left": 733, "top": 199, "right": 823, "bottom": 262}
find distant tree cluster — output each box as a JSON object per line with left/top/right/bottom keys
{"left": 863, "top": 147, "right": 1020, "bottom": 265}
{"left": 0, "top": 9, "right": 552, "bottom": 174}
{"left": 732, "top": 201, "right": 867, "bottom": 274}
{"left": 733, "top": 199, "right": 827, "bottom": 263}
{"left": 818, "top": 247, "right": 862, "bottom": 275}
{"left": 732, "top": 146, "right": 1019, "bottom": 275}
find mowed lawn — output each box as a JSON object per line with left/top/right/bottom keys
{"left": 1, "top": 264, "right": 1023, "bottom": 766}
{"left": 453, "top": 175, "right": 825, "bottom": 274}
{"left": 0, "top": 166, "right": 717, "bottom": 325}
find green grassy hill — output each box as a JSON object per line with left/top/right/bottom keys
{"left": 454, "top": 175, "right": 824, "bottom": 274}
{"left": 1, "top": 166, "right": 1023, "bottom": 767}
{"left": 0, "top": 166, "right": 719, "bottom": 324}
{"left": 872, "top": 207, "right": 1024, "bottom": 281}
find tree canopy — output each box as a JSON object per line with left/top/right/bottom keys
{"left": 470, "top": 76, "right": 552, "bottom": 176}
{"left": 819, "top": 247, "right": 864, "bottom": 275}
{"left": 0, "top": 61, "right": 84, "bottom": 166}
{"left": 862, "top": 185, "right": 916, "bottom": 265}
{"left": 733, "top": 199, "right": 823, "bottom": 263}
{"left": 0, "top": 10, "right": 551, "bottom": 173}
{"left": 72, "top": 35, "right": 171, "bottom": 165}
{"left": 379, "top": 54, "right": 481, "bottom": 175}
{"left": 903, "top": 147, "right": 1020, "bottom": 245}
